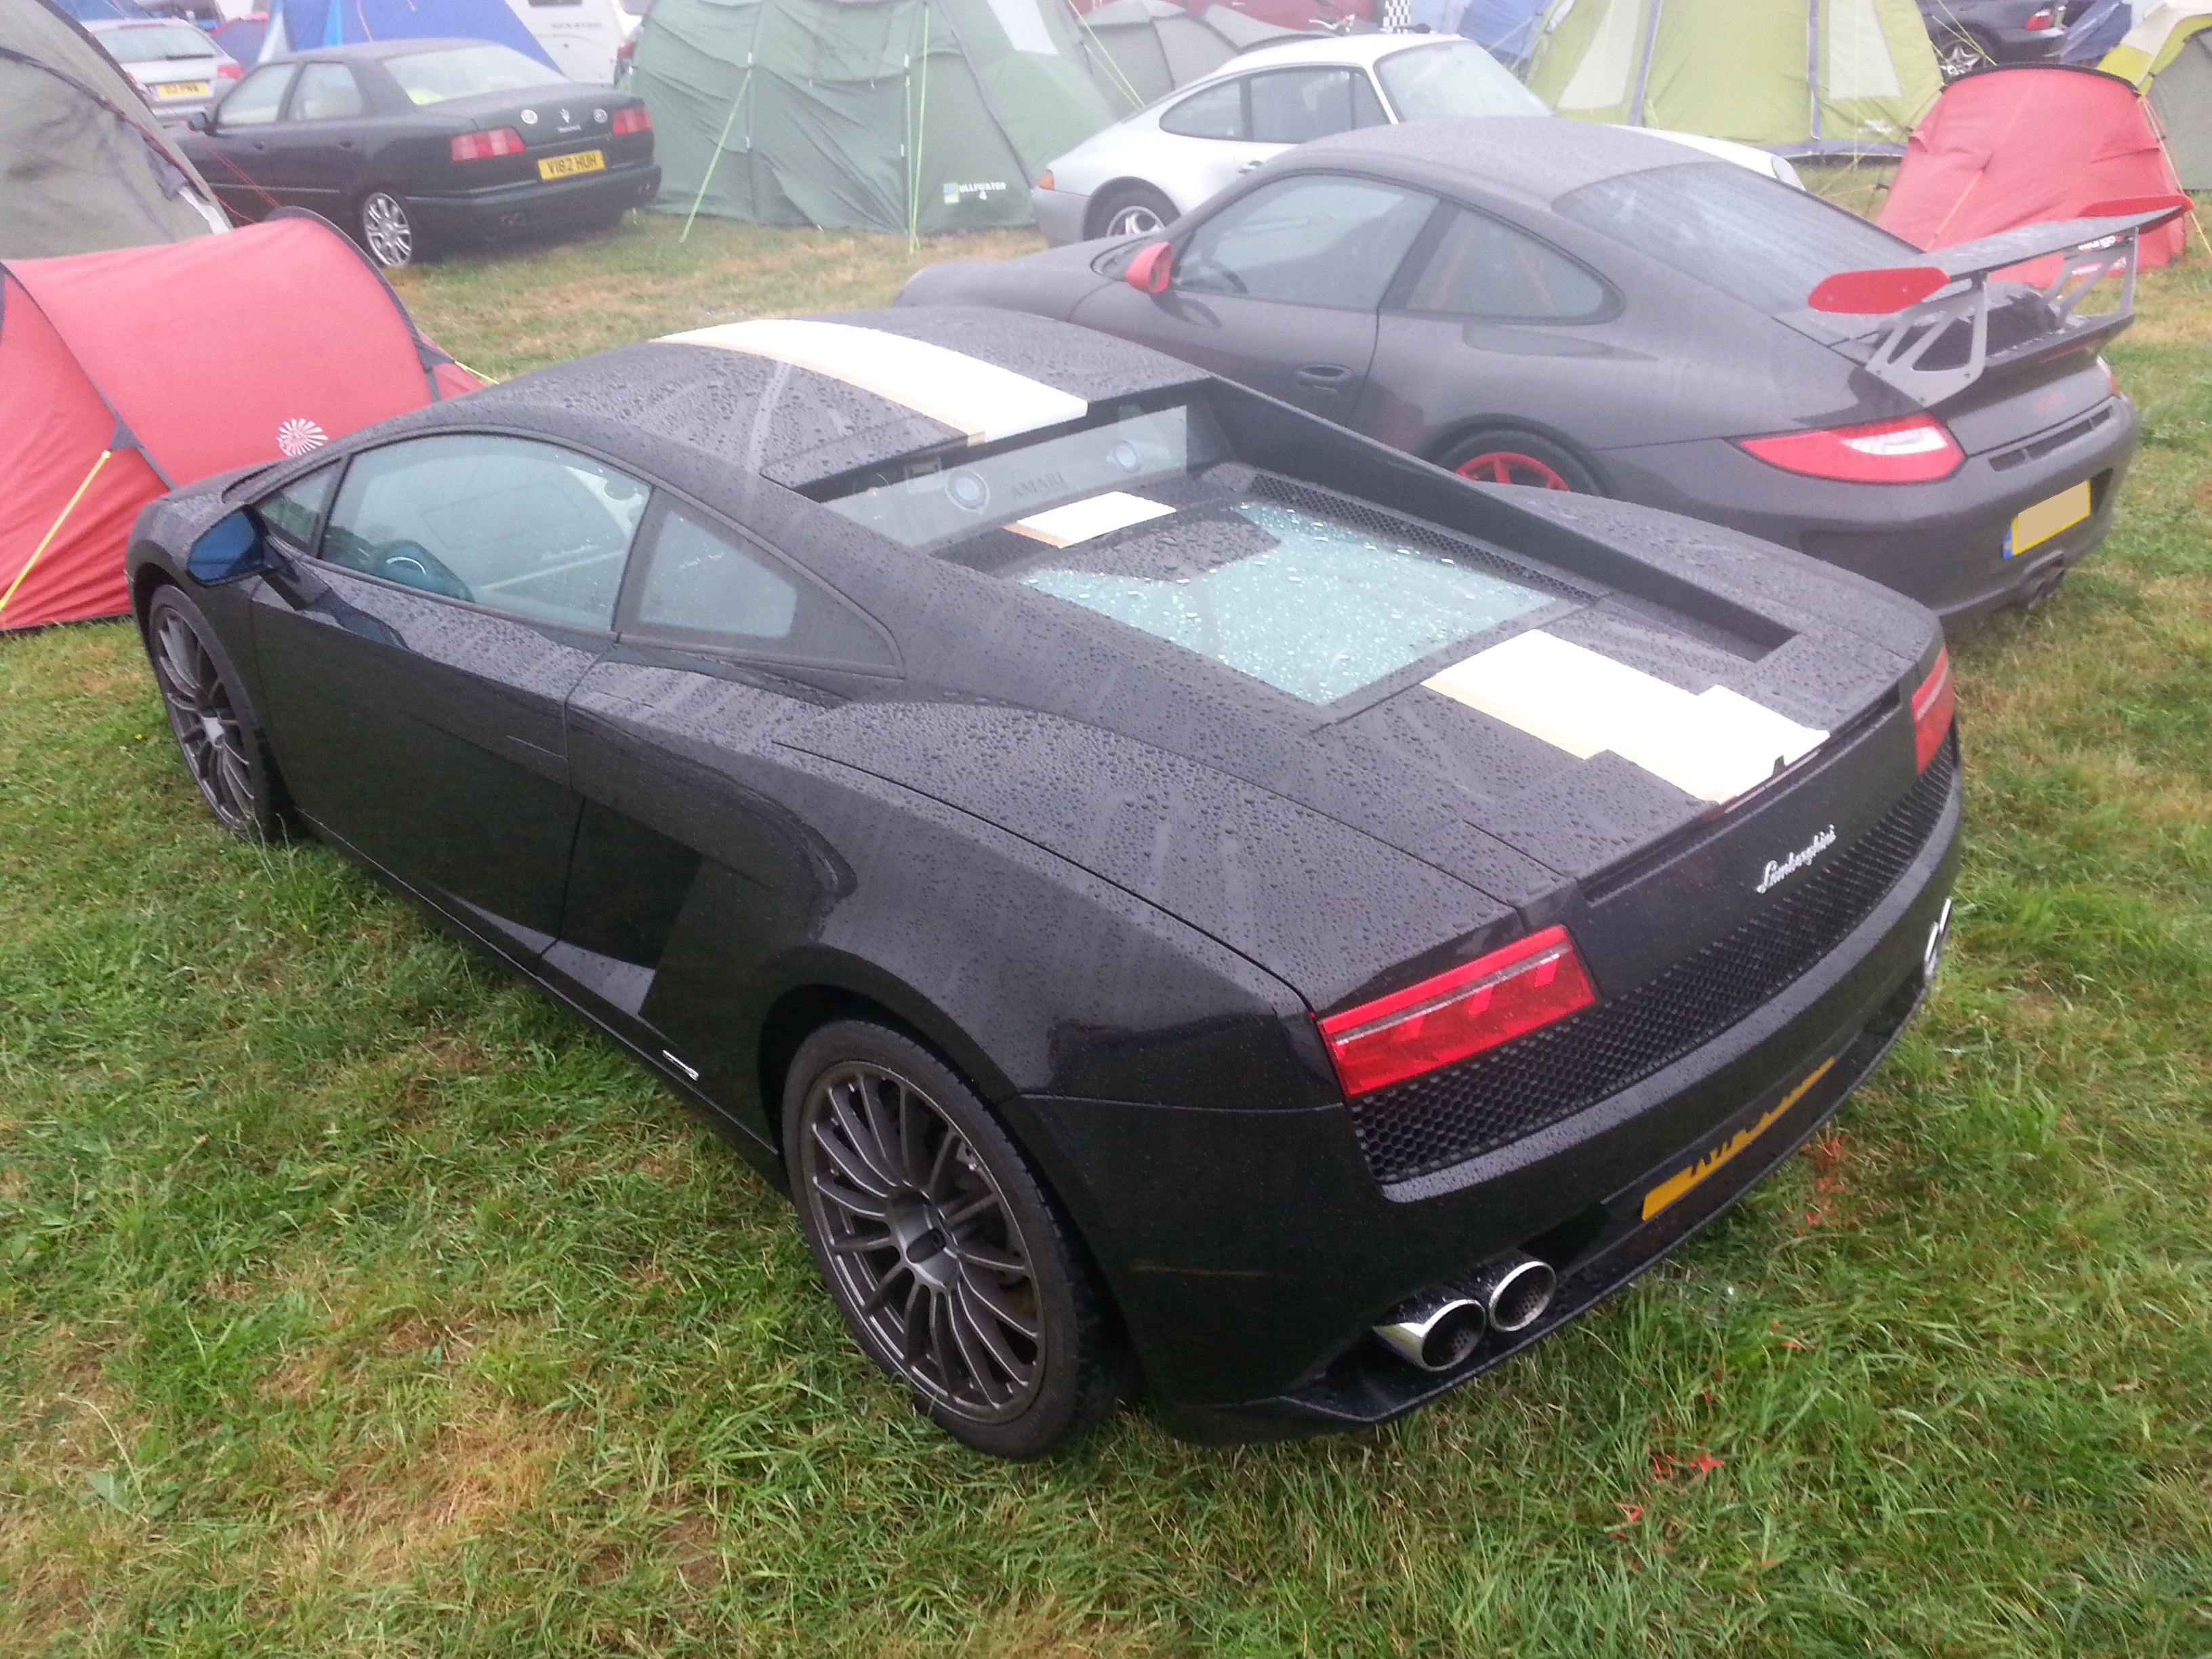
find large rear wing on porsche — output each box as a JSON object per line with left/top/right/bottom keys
{"left": 1801, "top": 197, "right": 2192, "bottom": 405}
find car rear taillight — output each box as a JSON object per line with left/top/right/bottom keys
{"left": 2025, "top": 7, "right": 2054, "bottom": 27}
{"left": 216, "top": 62, "right": 241, "bottom": 79}
{"left": 610, "top": 104, "right": 651, "bottom": 136}
{"left": 1737, "top": 414, "right": 1963, "bottom": 483}
{"left": 1318, "top": 926, "right": 1598, "bottom": 1098}
{"left": 1910, "top": 648, "right": 1954, "bottom": 772}
{"left": 2098, "top": 355, "right": 2118, "bottom": 396}
{"left": 1037, "top": 168, "right": 1054, "bottom": 190}
{"left": 450, "top": 127, "right": 527, "bottom": 161}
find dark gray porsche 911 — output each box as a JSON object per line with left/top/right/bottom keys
{"left": 901, "top": 119, "right": 2183, "bottom": 623}
{"left": 129, "top": 306, "right": 1960, "bottom": 1456}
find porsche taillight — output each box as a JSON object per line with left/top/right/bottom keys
{"left": 1317, "top": 927, "right": 1597, "bottom": 1099}
{"left": 1737, "top": 414, "right": 1963, "bottom": 484}
{"left": 611, "top": 104, "right": 651, "bottom": 136}
{"left": 1911, "top": 648, "right": 1954, "bottom": 772}
{"left": 451, "top": 127, "right": 527, "bottom": 161}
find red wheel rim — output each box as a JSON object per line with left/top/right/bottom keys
{"left": 1455, "top": 451, "right": 1573, "bottom": 490}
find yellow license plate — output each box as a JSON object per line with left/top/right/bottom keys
{"left": 1641, "top": 1057, "right": 1836, "bottom": 1222}
{"left": 537, "top": 149, "right": 605, "bottom": 181}
{"left": 2007, "top": 480, "right": 2091, "bottom": 559}
{"left": 157, "top": 80, "right": 210, "bottom": 98}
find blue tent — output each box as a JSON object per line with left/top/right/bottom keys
{"left": 2062, "top": 0, "right": 2132, "bottom": 63}
{"left": 1458, "top": 0, "right": 1546, "bottom": 68}
{"left": 260, "top": 0, "right": 556, "bottom": 68}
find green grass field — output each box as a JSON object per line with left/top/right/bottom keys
{"left": 3, "top": 207, "right": 2209, "bottom": 1657}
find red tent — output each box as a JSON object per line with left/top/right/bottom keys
{"left": 0, "top": 211, "right": 479, "bottom": 632}
{"left": 1877, "top": 66, "right": 2190, "bottom": 285}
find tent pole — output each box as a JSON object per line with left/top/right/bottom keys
{"left": 1059, "top": 0, "right": 1142, "bottom": 115}
{"left": 0, "top": 450, "right": 111, "bottom": 623}
{"left": 1629, "top": 0, "right": 1663, "bottom": 127}
{"left": 1807, "top": 0, "right": 1822, "bottom": 144}
{"left": 682, "top": 0, "right": 767, "bottom": 244}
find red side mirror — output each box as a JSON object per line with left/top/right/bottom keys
{"left": 1125, "top": 241, "right": 1172, "bottom": 295}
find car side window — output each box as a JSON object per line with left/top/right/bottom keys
{"left": 1176, "top": 173, "right": 1437, "bottom": 310}
{"left": 1398, "top": 206, "right": 1613, "bottom": 321}
{"left": 623, "top": 501, "right": 893, "bottom": 668}
{"left": 1159, "top": 78, "right": 1244, "bottom": 140}
{"left": 318, "top": 434, "right": 649, "bottom": 629}
{"left": 216, "top": 63, "right": 294, "bottom": 127}
{"left": 290, "top": 62, "right": 366, "bottom": 121}
{"left": 255, "top": 464, "right": 340, "bottom": 552}
{"left": 1246, "top": 68, "right": 1387, "bottom": 144}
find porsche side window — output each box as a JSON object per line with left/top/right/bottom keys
{"left": 626, "top": 504, "right": 893, "bottom": 668}
{"left": 1176, "top": 175, "right": 1436, "bottom": 310}
{"left": 1399, "top": 207, "right": 1612, "bottom": 321}
{"left": 318, "top": 434, "right": 649, "bottom": 628}
{"left": 290, "top": 63, "right": 366, "bottom": 122}
{"left": 1159, "top": 79, "right": 1244, "bottom": 140}
{"left": 1246, "top": 68, "right": 1386, "bottom": 144}
{"left": 254, "top": 464, "right": 339, "bottom": 552}
{"left": 216, "top": 64, "right": 294, "bottom": 127}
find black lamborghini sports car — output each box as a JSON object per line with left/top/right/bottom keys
{"left": 129, "top": 307, "right": 1961, "bottom": 1456}
{"left": 901, "top": 119, "right": 2184, "bottom": 623}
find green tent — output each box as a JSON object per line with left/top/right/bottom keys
{"left": 634, "top": 0, "right": 1132, "bottom": 236}
{"left": 1075, "top": 0, "right": 1303, "bottom": 110}
{"left": 2102, "top": 2, "right": 2212, "bottom": 188}
{"left": 1524, "top": 0, "right": 1943, "bottom": 156}
{"left": 1, "top": 0, "right": 230, "bottom": 258}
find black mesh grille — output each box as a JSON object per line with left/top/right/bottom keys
{"left": 1349, "top": 737, "right": 1958, "bottom": 1187}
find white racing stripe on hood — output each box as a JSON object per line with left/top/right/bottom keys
{"left": 1008, "top": 492, "right": 1174, "bottom": 547}
{"left": 1424, "top": 629, "right": 1828, "bottom": 805}
{"left": 659, "top": 319, "right": 1089, "bottom": 445}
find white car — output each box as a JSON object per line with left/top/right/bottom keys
{"left": 1031, "top": 33, "right": 1803, "bottom": 245}
{"left": 84, "top": 18, "right": 241, "bottom": 127}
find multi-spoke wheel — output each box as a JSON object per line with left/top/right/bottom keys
{"left": 785, "top": 1021, "right": 1126, "bottom": 1457}
{"left": 1439, "top": 430, "right": 1599, "bottom": 495}
{"left": 1092, "top": 183, "right": 1176, "bottom": 242}
{"left": 143, "top": 586, "right": 285, "bottom": 840}
{"left": 359, "top": 189, "right": 419, "bottom": 267}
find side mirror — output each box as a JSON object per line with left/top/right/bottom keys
{"left": 1125, "top": 241, "right": 1172, "bottom": 295}
{"left": 185, "top": 509, "right": 274, "bottom": 584}
{"left": 186, "top": 109, "right": 213, "bottom": 133}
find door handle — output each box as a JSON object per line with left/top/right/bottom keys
{"left": 1294, "top": 363, "right": 1355, "bottom": 393}
{"left": 1236, "top": 158, "right": 1267, "bottom": 173}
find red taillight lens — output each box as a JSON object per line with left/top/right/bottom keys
{"left": 450, "top": 127, "right": 527, "bottom": 162}
{"left": 1037, "top": 168, "right": 1055, "bottom": 190}
{"left": 1318, "top": 926, "right": 1597, "bottom": 1098}
{"left": 1910, "top": 648, "right": 1954, "bottom": 772}
{"left": 2026, "top": 7, "right": 2053, "bottom": 26}
{"left": 216, "top": 62, "right": 242, "bottom": 79}
{"left": 610, "top": 104, "right": 651, "bottom": 136}
{"left": 1738, "top": 415, "right": 1963, "bottom": 483}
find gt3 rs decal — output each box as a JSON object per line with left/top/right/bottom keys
{"left": 1422, "top": 629, "right": 1828, "bottom": 805}
{"left": 659, "top": 319, "right": 1088, "bottom": 445}
{"left": 1008, "top": 492, "right": 1175, "bottom": 548}
{"left": 1640, "top": 1057, "right": 1836, "bottom": 1221}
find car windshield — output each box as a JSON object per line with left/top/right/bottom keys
{"left": 819, "top": 402, "right": 1221, "bottom": 550}
{"left": 1553, "top": 160, "right": 1921, "bottom": 316}
{"left": 385, "top": 43, "right": 567, "bottom": 104}
{"left": 1018, "top": 498, "right": 1554, "bottom": 705}
{"left": 99, "top": 22, "right": 216, "bottom": 61}
{"left": 1375, "top": 41, "right": 1549, "bottom": 121}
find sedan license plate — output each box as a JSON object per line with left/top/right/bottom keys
{"left": 2005, "top": 480, "right": 2092, "bottom": 559}
{"left": 537, "top": 149, "right": 605, "bottom": 181}
{"left": 157, "top": 80, "right": 211, "bottom": 98}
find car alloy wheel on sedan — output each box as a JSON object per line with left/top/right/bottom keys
{"left": 130, "top": 307, "right": 1959, "bottom": 1454}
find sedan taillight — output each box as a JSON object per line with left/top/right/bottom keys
{"left": 1910, "top": 649, "right": 1955, "bottom": 773}
{"left": 2026, "top": 7, "right": 2054, "bottom": 27}
{"left": 1737, "top": 414, "right": 1964, "bottom": 484}
{"left": 610, "top": 104, "right": 651, "bottom": 136}
{"left": 451, "top": 127, "right": 527, "bottom": 161}
{"left": 1318, "top": 927, "right": 1597, "bottom": 1099}
{"left": 216, "top": 62, "right": 241, "bottom": 79}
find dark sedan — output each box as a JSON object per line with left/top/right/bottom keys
{"left": 178, "top": 37, "right": 658, "bottom": 266}
{"left": 901, "top": 119, "right": 2166, "bottom": 623}
{"left": 129, "top": 308, "right": 1959, "bottom": 1456}
{"left": 1920, "top": 0, "right": 2070, "bottom": 77}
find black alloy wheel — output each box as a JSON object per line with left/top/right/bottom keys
{"left": 1439, "top": 429, "right": 1600, "bottom": 494}
{"left": 783, "top": 1021, "right": 1126, "bottom": 1458}
{"left": 359, "top": 188, "right": 419, "bottom": 267}
{"left": 1933, "top": 26, "right": 1993, "bottom": 78}
{"left": 144, "top": 586, "right": 285, "bottom": 840}
{"left": 1092, "top": 182, "right": 1176, "bottom": 241}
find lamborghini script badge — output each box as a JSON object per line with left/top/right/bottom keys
{"left": 1755, "top": 825, "right": 1837, "bottom": 894}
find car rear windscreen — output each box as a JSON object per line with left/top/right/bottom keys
{"left": 386, "top": 43, "right": 567, "bottom": 104}
{"left": 1553, "top": 161, "right": 1922, "bottom": 317}
{"left": 1374, "top": 41, "right": 1548, "bottom": 121}
{"left": 100, "top": 22, "right": 216, "bottom": 61}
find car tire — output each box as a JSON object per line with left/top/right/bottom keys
{"left": 359, "top": 188, "right": 424, "bottom": 267}
{"left": 1933, "top": 27, "right": 1992, "bottom": 79}
{"left": 782, "top": 1019, "right": 1128, "bottom": 1458}
{"left": 1437, "top": 429, "right": 1600, "bottom": 493}
{"left": 1090, "top": 183, "right": 1176, "bottom": 241}
{"left": 142, "top": 583, "right": 290, "bottom": 841}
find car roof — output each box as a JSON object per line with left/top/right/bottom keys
{"left": 264, "top": 36, "right": 525, "bottom": 62}
{"left": 1282, "top": 115, "right": 1736, "bottom": 207}
{"left": 83, "top": 16, "right": 205, "bottom": 27}
{"left": 1187, "top": 30, "right": 1489, "bottom": 81}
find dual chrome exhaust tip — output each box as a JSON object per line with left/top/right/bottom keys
{"left": 1372, "top": 1253, "right": 1558, "bottom": 1372}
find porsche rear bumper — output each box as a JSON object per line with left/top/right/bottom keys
{"left": 1008, "top": 743, "right": 1961, "bottom": 1443}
